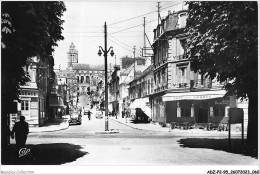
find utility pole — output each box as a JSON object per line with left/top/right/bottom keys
{"left": 133, "top": 46, "right": 136, "bottom": 79}
{"left": 115, "top": 55, "right": 117, "bottom": 66}
{"left": 104, "top": 22, "right": 108, "bottom": 131}
{"left": 157, "top": 2, "right": 161, "bottom": 25}
{"left": 143, "top": 17, "right": 146, "bottom": 55}
{"left": 114, "top": 55, "right": 117, "bottom": 119}
{"left": 97, "top": 22, "right": 114, "bottom": 131}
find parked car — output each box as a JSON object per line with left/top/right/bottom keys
{"left": 95, "top": 110, "right": 103, "bottom": 119}
{"left": 69, "top": 112, "right": 82, "bottom": 125}
{"left": 84, "top": 109, "right": 88, "bottom": 115}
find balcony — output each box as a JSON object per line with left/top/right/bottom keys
{"left": 190, "top": 80, "right": 212, "bottom": 90}
{"left": 173, "top": 54, "right": 188, "bottom": 61}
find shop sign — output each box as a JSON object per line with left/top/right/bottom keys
{"left": 164, "top": 95, "right": 217, "bottom": 101}
{"left": 215, "top": 99, "right": 229, "bottom": 105}
{"left": 30, "top": 102, "right": 38, "bottom": 109}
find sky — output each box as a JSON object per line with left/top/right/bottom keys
{"left": 53, "top": 1, "right": 186, "bottom": 70}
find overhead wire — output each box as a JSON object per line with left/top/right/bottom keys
{"left": 108, "top": 37, "right": 133, "bottom": 53}
{"left": 108, "top": 34, "right": 143, "bottom": 54}
{"left": 107, "top": 1, "right": 184, "bottom": 26}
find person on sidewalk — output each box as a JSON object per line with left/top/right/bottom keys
{"left": 11, "top": 116, "right": 29, "bottom": 150}
{"left": 87, "top": 110, "right": 92, "bottom": 120}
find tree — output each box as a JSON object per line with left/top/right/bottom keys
{"left": 1, "top": 2, "right": 66, "bottom": 152}
{"left": 186, "top": 1, "right": 257, "bottom": 152}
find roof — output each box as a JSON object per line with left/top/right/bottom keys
{"left": 72, "top": 63, "right": 104, "bottom": 71}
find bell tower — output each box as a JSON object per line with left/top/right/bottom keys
{"left": 67, "top": 42, "right": 78, "bottom": 68}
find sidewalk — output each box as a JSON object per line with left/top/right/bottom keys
{"left": 29, "top": 115, "right": 70, "bottom": 133}
{"left": 110, "top": 116, "right": 247, "bottom": 137}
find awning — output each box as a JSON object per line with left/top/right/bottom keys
{"left": 162, "top": 90, "right": 226, "bottom": 101}
{"left": 129, "top": 97, "right": 149, "bottom": 109}
{"left": 49, "top": 95, "right": 64, "bottom": 108}
{"left": 129, "top": 97, "right": 151, "bottom": 118}
{"left": 108, "top": 104, "right": 113, "bottom": 111}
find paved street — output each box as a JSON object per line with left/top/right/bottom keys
{"left": 6, "top": 112, "right": 258, "bottom": 166}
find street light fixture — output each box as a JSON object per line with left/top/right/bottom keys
{"left": 98, "top": 22, "right": 114, "bottom": 131}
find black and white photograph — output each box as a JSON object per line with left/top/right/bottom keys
{"left": 1, "top": 1, "right": 258, "bottom": 174}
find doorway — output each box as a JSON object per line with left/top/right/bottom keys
{"left": 198, "top": 108, "right": 208, "bottom": 123}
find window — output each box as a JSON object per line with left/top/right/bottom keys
{"left": 213, "top": 106, "right": 225, "bottom": 117}
{"left": 81, "top": 76, "right": 84, "bottom": 83}
{"left": 180, "top": 39, "right": 187, "bottom": 56}
{"left": 137, "top": 59, "right": 143, "bottom": 65}
{"left": 178, "top": 67, "right": 187, "bottom": 84}
{"left": 21, "top": 100, "right": 29, "bottom": 111}
{"left": 179, "top": 13, "right": 187, "bottom": 28}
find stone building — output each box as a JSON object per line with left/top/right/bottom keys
{"left": 150, "top": 9, "right": 236, "bottom": 126}
{"left": 66, "top": 43, "right": 107, "bottom": 107}
{"left": 10, "top": 55, "right": 55, "bottom": 127}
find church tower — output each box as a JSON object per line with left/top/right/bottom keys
{"left": 67, "top": 42, "right": 78, "bottom": 68}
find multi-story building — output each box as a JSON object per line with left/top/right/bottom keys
{"left": 117, "top": 57, "right": 150, "bottom": 118}
{"left": 108, "top": 65, "right": 120, "bottom": 116}
{"left": 10, "top": 55, "right": 55, "bottom": 127}
{"left": 48, "top": 73, "right": 65, "bottom": 119}
{"left": 150, "top": 9, "right": 236, "bottom": 125}
{"left": 55, "top": 69, "right": 78, "bottom": 114}
{"left": 128, "top": 65, "right": 153, "bottom": 120}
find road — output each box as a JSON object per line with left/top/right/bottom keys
{"left": 8, "top": 112, "right": 258, "bottom": 166}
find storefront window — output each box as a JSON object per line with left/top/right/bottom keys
{"left": 213, "top": 107, "right": 225, "bottom": 117}
{"left": 181, "top": 108, "right": 191, "bottom": 117}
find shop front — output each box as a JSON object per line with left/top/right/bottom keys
{"left": 161, "top": 90, "right": 236, "bottom": 125}
{"left": 10, "top": 89, "right": 47, "bottom": 128}
{"left": 49, "top": 94, "right": 65, "bottom": 120}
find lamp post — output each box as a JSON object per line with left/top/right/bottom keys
{"left": 98, "top": 22, "right": 114, "bottom": 131}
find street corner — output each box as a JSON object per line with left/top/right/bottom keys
{"left": 29, "top": 122, "right": 70, "bottom": 133}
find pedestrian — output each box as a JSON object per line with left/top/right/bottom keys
{"left": 11, "top": 116, "right": 29, "bottom": 150}
{"left": 87, "top": 110, "right": 92, "bottom": 120}
{"left": 122, "top": 110, "right": 124, "bottom": 118}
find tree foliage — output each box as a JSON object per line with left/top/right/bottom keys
{"left": 1, "top": 2, "right": 66, "bottom": 150}
{"left": 1, "top": 1, "right": 66, "bottom": 112}
{"left": 186, "top": 1, "right": 258, "bottom": 150}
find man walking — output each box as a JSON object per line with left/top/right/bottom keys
{"left": 11, "top": 116, "right": 29, "bottom": 150}
{"left": 87, "top": 110, "right": 92, "bottom": 120}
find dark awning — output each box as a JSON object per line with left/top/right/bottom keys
{"left": 49, "top": 95, "right": 64, "bottom": 108}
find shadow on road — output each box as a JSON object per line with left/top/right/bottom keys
{"left": 177, "top": 138, "right": 258, "bottom": 158}
{"left": 2, "top": 143, "right": 88, "bottom": 165}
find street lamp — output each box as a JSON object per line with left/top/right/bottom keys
{"left": 98, "top": 22, "right": 115, "bottom": 131}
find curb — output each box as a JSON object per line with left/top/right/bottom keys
{"left": 29, "top": 123, "right": 69, "bottom": 133}
{"left": 110, "top": 118, "right": 245, "bottom": 137}
{"left": 94, "top": 129, "right": 120, "bottom": 134}
{"left": 109, "top": 118, "right": 142, "bottom": 130}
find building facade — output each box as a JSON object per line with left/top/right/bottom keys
{"left": 66, "top": 43, "right": 107, "bottom": 109}
{"left": 108, "top": 65, "right": 120, "bottom": 116}
{"left": 10, "top": 55, "right": 55, "bottom": 127}
{"left": 128, "top": 65, "right": 153, "bottom": 120}
{"left": 150, "top": 9, "right": 236, "bottom": 126}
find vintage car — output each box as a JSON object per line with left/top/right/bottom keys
{"left": 69, "top": 112, "right": 82, "bottom": 125}
{"left": 95, "top": 110, "right": 103, "bottom": 119}
{"left": 83, "top": 109, "right": 88, "bottom": 115}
